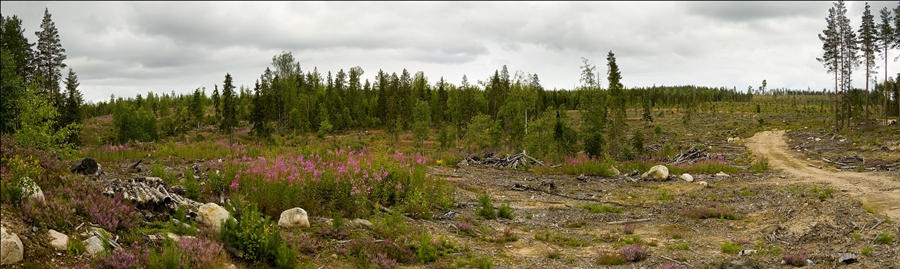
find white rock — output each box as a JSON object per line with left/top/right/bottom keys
{"left": 641, "top": 165, "right": 669, "bottom": 181}
{"left": 83, "top": 236, "right": 106, "bottom": 256}
{"left": 697, "top": 181, "right": 709, "bottom": 188}
{"left": 610, "top": 166, "right": 621, "bottom": 176}
{"left": 1, "top": 227, "right": 24, "bottom": 265}
{"left": 22, "top": 177, "right": 45, "bottom": 204}
{"left": 48, "top": 230, "right": 69, "bottom": 251}
{"left": 198, "top": 203, "right": 231, "bottom": 232}
{"left": 278, "top": 208, "right": 310, "bottom": 228}
{"left": 679, "top": 173, "right": 694, "bottom": 182}
{"left": 715, "top": 171, "right": 730, "bottom": 177}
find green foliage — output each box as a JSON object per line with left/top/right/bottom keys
{"left": 583, "top": 132, "right": 606, "bottom": 160}
{"left": 720, "top": 241, "right": 742, "bottom": 254}
{"left": 655, "top": 190, "right": 673, "bottom": 201}
{"left": 183, "top": 167, "right": 200, "bottom": 201}
{"left": 113, "top": 103, "right": 158, "bottom": 143}
{"left": 221, "top": 73, "right": 238, "bottom": 135}
{"left": 13, "top": 81, "right": 78, "bottom": 157}
{"left": 875, "top": 231, "right": 894, "bottom": 244}
{"left": 631, "top": 129, "right": 644, "bottom": 157}
{"left": 438, "top": 126, "right": 453, "bottom": 149}
{"left": 596, "top": 251, "right": 627, "bottom": 265}
{"left": 750, "top": 157, "right": 769, "bottom": 173}
{"left": 476, "top": 193, "right": 496, "bottom": 220}
{"left": 221, "top": 198, "right": 297, "bottom": 268}
{"left": 413, "top": 100, "right": 431, "bottom": 150}
{"left": 0, "top": 156, "right": 40, "bottom": 205}
{"left": 412, "top": 233, "right": 438, "bottom": 263}
{"left": 861, "top": 245, "right": 873, "bottom": 256}
{"left": 67, "top": 238, "right": 86, "bottom": 256}
{"left": 740, "top": 189, "right": 755, "bottom": 197}
{"left": 497, "top": 203, "right": 515, "bottom": 220}
{"left": 465, "top": 114, "right": 500, "bottom": 152}
{"left": 580, "top": 203, "right": 623, "bottom": 214}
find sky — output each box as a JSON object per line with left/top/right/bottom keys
{"left": 2, "top": 1, "right": 898, "bottom": 103}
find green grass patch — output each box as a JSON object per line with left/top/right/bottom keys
{"left": 580, "top": 203, "right": 623, "bottom": 214}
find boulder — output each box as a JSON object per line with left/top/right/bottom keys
{"left": 679, "top": 173, "right": 694, "bottom": 182}
{"left": 22, "top": 177, "right": 45, "bottom": 204}
{"left": 198, "top": 203, "right": 231, "bottom": 232}
{"left": 83, "top": 236, "right": 106, "bottom": 256}
{"left": 48, "top": 229, "right": 69, "bottom": 251}
{"left": 1, "top": 227, "right": 24, "bottom": 265}
{"left": 641, "top": 165, "right": 669, "bottom": 181}
{"left": 278, "top": 208, "right": 310, "bottom": 228}
{"left": 70, "top": 158, "right": 100, "bottom": 175}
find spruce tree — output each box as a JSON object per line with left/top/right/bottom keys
{"left": 221, "top": 73, "right": 237, "bottom": 141}
{"left": 212, "top": 84, "right": 220, "bottom": 121}
{"left": 877, "top": 7, "right": 894, "bottom": 120}
{"left": 607, "top": 51, "right": 626, "bottom": 159}
{"left": 61, "top": 68, "right": 82, "bottom": 144}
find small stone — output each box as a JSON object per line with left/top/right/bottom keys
{"left": 83, "top": 236, "right": 106, "bottom": 256}
{"left": 697, "top": 181, "right": 709, "bottom": 188}
{"left": 838, "top": 253, "right": 856, "bottom": 264}
{"left": 48, "top": 230, "right": 69, "bottom": 251}
{"left": 716, "top": 172, "right": 730, "bottom": 177}
{"left": 738, "top": 249, "right": 757, "bottom": 256}
{"left": 278, "top": 208, "right": 310, "bottom": 228}
{"left": 806, "top": 259, "right": 814, "bottom": 266}
{"left": 679, "top": 173, "right": 694, "bottom": 182}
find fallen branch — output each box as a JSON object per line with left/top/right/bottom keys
{"left": 606, "top": 218, "right": 652, "bottom": 225}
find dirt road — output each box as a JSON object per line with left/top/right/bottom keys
{"left": 746, "top": 130, "right": 900, "bottom": 220}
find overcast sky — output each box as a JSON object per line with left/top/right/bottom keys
{"left": 2, "top": 1, "right": 898, "bottom": 103}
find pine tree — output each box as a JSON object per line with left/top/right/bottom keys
{"left": 818, "top": 5, "right": 840, "bottom": 131}
{"left": 858, "top": 2, "right": 879, "bottom": 117}
{"left": 837, "top": 0, "right": 859, "bottom": 127}
{"left": 34, "top": 8, "right": 67, "bottom": 111}
{"left": 221, "top": 73, "right": 237, "bottom": 142}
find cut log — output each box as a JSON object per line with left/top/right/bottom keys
{"left": 606, "top": 218, "right": 652, "bottom": 225}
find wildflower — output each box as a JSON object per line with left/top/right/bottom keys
{"left": 395, "top": 183, "right": 402, "bottom": 190}
{"left": 230, "top": 181, "right": 239, "bottom": 189}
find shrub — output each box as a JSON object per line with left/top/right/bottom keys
{"left": 221, "top": 198, "right": 296, "bottom": 268}
{"left": 497, "top": 203, "right": 514, "bottom": 220}
{"left": 99, "top": 243, "right": 150, "bottom": 269}
{"left": 183, "top": 167, "right": 201, "bottom": 201}
{"left": 476, "top": 193, "right": 496, "bottom": 220}
{"left": 861, "top": 245, "right": 873, "bottom": 256}
{"left": 720, "top": 241, "right": 742, "bottom": 254}
{"left": 622, "top": 224, "right": 636, "bottom": 235}
{"left": 619, "top": 244, "right": 649, "bottom": 262}
{"left": 345, "top": 238, "right": 414, "bottom": 267}
{"left": 782, "top": 249, "right": 807, "bottom": 267}
{"left": 875, "top": 231, "right": 894, "bottom": 245}
{"left": 750, "top": 157, "right": 768, "bottom": 173}
{"left": 22, "top": 194, "right": 76, "bottom": 232}
{"left": 596, "top": 251, "right": 626, "bottom": 265}
{"left": 411, "top": 233, "right": 439, "bottom": 263}
{"left": 656, "top": 190, "right": 673, "bottom": 201}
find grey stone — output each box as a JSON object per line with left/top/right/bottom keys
{"left": 1, "top": 227, "right": 24, "bottom": 265}
{"left": 48, "top": 229, "right": 69, "bottom": 251}
{"left": 198, "top": 203, "right": 231, "bottom": 232}
{"left": 84, "top": 236, "right": 106, "bottom": 256}
{"left": 641, "top": 165, "right": 669, "bottom": 181}
{"left": 839, "top": 253, "right": 857, "bottom": 264}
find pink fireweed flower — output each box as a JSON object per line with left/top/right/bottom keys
{"left": 230, "top": 180, "right": 239, "bottom": 189}
{"left": 395, "top": 183, "right": 402, "bottom": 190}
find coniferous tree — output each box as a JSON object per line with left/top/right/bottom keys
{"left": 878, "top": 7, "right": 895, "bottom": 119}
{"left": 61, "top": 68, "right": 82, "bottom": 144}
{"left": 859, "top": 2, "right": 879, "bottom": 117}
{"left": 837, "top": 0, "right": 859, "bottom": 127}
{"left": 818, "top": 5, "right": 840, "bottom": 131}
{"left": 34, "top": 8, "right": 66, "bottom": 111}
{"left": 221, "top": 73, "right": 237, "bottom": 141}
{"left": 190, "top": 88, "right": 204, "bottom": 127}
{"left": 607, "top": 51, "right": 626, "bottom": 159}
{"left": 1, "top": 15, "right": 35, "bottom": 84}
{"left": 212, "top": 84, "right": 220, "bottom": 121}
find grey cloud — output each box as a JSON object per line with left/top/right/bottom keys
{"left": 683, "top": 2, "right": 829, "bottom": 23}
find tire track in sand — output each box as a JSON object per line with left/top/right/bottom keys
{"left": 745, "top": 130, "right": 900, "bottom": 220}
